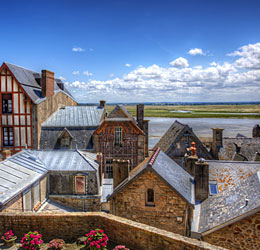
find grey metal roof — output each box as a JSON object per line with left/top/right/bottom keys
{"left": 197, "top": 171, "right": 260, "bottom": 234}
{"left": 208, "top": 160, "right": 260, "bottom": 193}
{"left": 42, "top": 106, "right": 104, "bottom": 127}
{"left": 31, "top": 150, "right": 98, "bottom": 171}
{"left": 101, "top": 179, "right": 113, "bottom": 203}
{"left": 4, "top": 62, "right": 75, "bottom": 104}
{"left": 110, "top": 149, "right": 194, "bottom": 205}
{"left": 0, "top": 151, "right": 47, "bottom": 206}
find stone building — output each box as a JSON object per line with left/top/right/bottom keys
{"left": 191, "top": 170, "right": 260, "bottom": 250}
{"left": 0, "top": 62, "right": 77, "bottom": 155}
{"left": 108, "top": 148, "right": 195, "bottom": 236}
{"left": 0, "top": 149, "right": 101, "bottom": 212}
{"left": 155, "top": 120, "right": 212, "bottom": 166}
{"left": 39, "top": 104, "right": 106, "bottom": 150}
{"left": 93, "top": 104, "right": 148, "bottom": 178}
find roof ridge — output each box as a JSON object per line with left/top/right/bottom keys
{"left": 76, "top": 150, "right": 97, "bottom": 171}
{"left": 5, "top": 62, "right": 38, "bottom": 73}
{"left": 148, "top": 148, "right": 161, "bottom": 166}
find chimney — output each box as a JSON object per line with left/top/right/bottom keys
{"left": 42, "top": 70, "right": 54, "bottom": 98}
{"left": 136, "top": 104, "right": 144, "bottom": 130}
{"left": 96, "top": 153, "right": 103, "bottom": 184}
{"left": 2, "top": 150, "right": 11, "bottom": 160}
{"left": 113, "top": 159, "right": 130, "bottom": 189}
{"left": 252, "top": 124, "right": 260, "bottom": 138}
{"left": 184, "top": 143, "right": 209, "bottom": 202}
{"left": 143, "top": 120, "right": 149, "bottom": 157}
{"left": 211, "top": 128, "right": 224, "bottom": 159}
{"left": 195, "top": 160, "right": 209, "bottom": 202}
{"left": 100, "top": 100, "right": 106, "bottom": 108}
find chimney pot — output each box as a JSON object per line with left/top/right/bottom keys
{"left": 100, "top": 100, "right": 106, "bottom": 108}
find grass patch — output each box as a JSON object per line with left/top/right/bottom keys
{"left": 105, "top": 105, "right": 260, "bottom": 119}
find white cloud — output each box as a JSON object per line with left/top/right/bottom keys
{"left": 58, "top": 76, "right": 66, "bottom": 81}
{"left": 109, "top": 73, "right": 114, "bottom": 78}
{"left": 228, "top": 43, "right": 260, "bottom": 69}
{"left": 72, "top": 47, "right": 85, "bottom": 52}
{"left": 72, "top": 71, "right": 80, "bottom": 75}
{"left": 83, "top": 70, "right": 93, "bottom": 77}
{"left": 125, "top": 63, "right": 131, "bottom": 67}
{"left": 188, "top": 48, "right": 204, "bottom": 56}
{"left": 169, "top": 57, "right": 189, "bottom": 68}
{"left": 67, "top": 42, "right": 260, "bottom": 102}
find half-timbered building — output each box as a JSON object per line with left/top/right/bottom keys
{"left": 0, "top": 62, "right": 77, "bottom": 155}
{"left": 93, "top": 104, "right": 148, "bottom": 178}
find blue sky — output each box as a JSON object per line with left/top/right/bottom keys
{"left": 1, "top": 0, "right": 260, "bottom": 103}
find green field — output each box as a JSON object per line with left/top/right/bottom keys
{"left": 105, "top": 104, "right": 260, "bottom": 119}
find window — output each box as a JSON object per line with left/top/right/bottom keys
{"left": 105, "top": 166, "right": 113, "bottom": 178}
{"left": 74, "top": 176, "right": 86, "bottom": 194}
{"left": 60, "top": 137, "right": 71, "bottom": 148}
{"left": 3, "top": 127, "right": 13, "bottom": 146}
{"left": 2, "top": 94, "right": 12, "bottom": 114}
{"left": 114, "top": 127, "right": 122, "bottom": 146}
{"left": 209, "top": 181, "right": 218, "bottom": 195}
{"left": 146, "top": 189, "right": 155, "bottom": 206}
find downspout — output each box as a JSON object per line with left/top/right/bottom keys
{"left": 184, "top": 205, "right": 188, "bottom": 236}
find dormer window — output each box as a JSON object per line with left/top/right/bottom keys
{"left": 2, "top": 94, "right": 12, "bottom": 114}
{"left": 74, "top": 176, "right": 86, "bottom": 195}
{"left": 114, "top": 127, "right": 122, "bottom": 147}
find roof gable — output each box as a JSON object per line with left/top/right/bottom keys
{"left": 1, "top": 62, "right": 75, "bottom": 104}
{"left": 109, "top": 148, "right": 194, "bottom": 205}
{"left": 108, "top": 105, "right": 134, "bottom": 120}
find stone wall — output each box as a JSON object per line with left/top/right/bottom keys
{"left": 40, "top": 176, "right": 47, "bottom": 203}
{"left": 0, "top": 194, "right": 23, "bottom": 212}
{"left": 0, "top": 212, "right": 226, "bottom": 250}
{"left": 50, "top": 195, "right": 101, "bottom": 211}
{"left": 34, "top": 91, "right": 77, "bottom": 148}
{"left": 110, "top": 170, "right": 193, "bottom": 235}
{"left": 203, "top": 212, "right": 260, "bottom": 250}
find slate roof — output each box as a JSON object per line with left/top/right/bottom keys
{"left": 0, "top": 151, "right": 48, "bottom": 206}
{"left": 31, "top": 150, "right": 98, "bottom": 171}
{"left": 219, "top": 137, "right": 260, "bottom": 161}
{"left": 40, "top": 128, "right": 95, "bottom": 150}
{"left": 208, "top": 160, "right": 260, "bottom": 192}
{"left": 155, "top": 120, "right": 212, "bottom": 159}
{"left": 109, "top": 148, "right": 195, "bottom": 205}
{"left": 42, "top": 106, "right": 104, "bottom": 127}
{"left": 4, "top": 62, "right": 75, "bottom": 104}
{"left": 196, "top": 171, "right": 260, "bottom": 235}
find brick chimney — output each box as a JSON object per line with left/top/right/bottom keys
{"left": 2, "top": 149, "right": 11, "bottom": 160}
{"left": 113, "top": 159, "right": 130, "bottom": 189}
{"left": 96, "top": 153, "right": 103, "bottom": 184}
{"left": 136, "top": 104, "right": 144, "bottom": 130}
{"left": 211, "top": 128, "right": 224, "bottom": 159}
{"left": 42, "top": 70, "right": 54, "bottom": 98}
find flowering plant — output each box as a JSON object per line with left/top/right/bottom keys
{"left": 20, "top": 231, "right": 43, "bottom": 250}
{"left": 113, "top": 246, "right": 130, "bottom": 250}
{"left": 48, "top": 239, "right": 65, "bottom": 249}
{"left": 1, "top": 230, "right": 15, "bottom": 241}
{"left": 84, "top": 229, "right": 108, "bottom": 250}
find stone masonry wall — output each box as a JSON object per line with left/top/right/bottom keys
{"left": 40, "top": 176, "right": 47, "bottom": 203}
{"left": 0, "top": 212, "right": 226, "bottom": 250}
{"left": 203, "top": 212, "right": 260, "bottom": 250}
{"left": 34, "top": 91, "right": 77, "bottom": 148}
{"left": 0, "top": 194, "right": 23, "bottom": 213}
{"left": 110, "top": 170, "right": 192, "bottom": 235}
{"left": 50, "top": 196, "right": 101, "bottom": 212}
